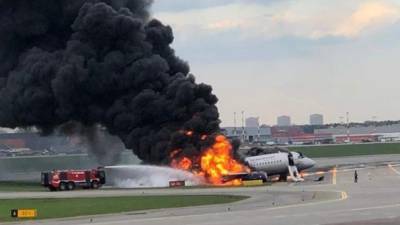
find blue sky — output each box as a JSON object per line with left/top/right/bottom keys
{"left": 151, "top": 0, "right": 400, "bottom": 126}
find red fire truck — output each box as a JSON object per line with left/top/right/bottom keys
{"left": 41, "top": 168, "right": 106, "bottom": 191}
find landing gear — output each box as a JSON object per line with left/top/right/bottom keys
{"left": 279, "top": 174, "right": 287, "bottom": 182}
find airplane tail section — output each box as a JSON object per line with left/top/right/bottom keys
{"left": 288, "top": 165, "right": 304, "bottom": 182}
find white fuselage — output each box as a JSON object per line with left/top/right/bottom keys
{"left": 244, "top": 151, "right": 315, "bottom": 176}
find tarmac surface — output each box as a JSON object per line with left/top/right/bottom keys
{"left": 314, "top": 154, "right": 400, "bottom": 169}
{"left": 2, "top": 155, "right": 400, "bottom": 225}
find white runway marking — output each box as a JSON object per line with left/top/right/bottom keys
{"left": 350, "top": 203, "right": 400, "bottom": 212}
{"left": 388, "top": 164, "right": 400, "bottom": 176}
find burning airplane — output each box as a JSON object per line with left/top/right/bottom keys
{"left": 0, "top": 0, "right": 249, "bottom": 185}
{"left": 171, "top": 134, "right": 249, "bottom": 185}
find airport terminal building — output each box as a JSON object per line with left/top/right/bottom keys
{"left": 222, "top": 126, "right": 272, "bottom": 143}
{"left": 224, "top": 123, "right": 400, "bottom": 145}
{"left": 315, "top": 124, "right": 400, "bottom": 143}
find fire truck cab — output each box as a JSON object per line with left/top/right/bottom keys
{"left": 41, "top": 168, "right": 106, "bottom": 191}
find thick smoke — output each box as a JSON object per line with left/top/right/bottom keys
{"left": 59, "top": 122, "right": 126, "bottom": 165}
{"left": 0, "top": 0, "right": 220, "bottom": 165}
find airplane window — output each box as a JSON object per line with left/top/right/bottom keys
{"left": 299, "top": 152, "right": 304, "bottom": 158}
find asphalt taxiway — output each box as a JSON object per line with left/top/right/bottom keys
{"left": 2, "top": 156, "right": 400, "bottom": 225}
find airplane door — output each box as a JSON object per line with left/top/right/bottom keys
{"left": 288, "top": 153, "right": 295, "bottom": 166}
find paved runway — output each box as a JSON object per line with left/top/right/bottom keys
{"left": 314, "top": 154, "right": 400, "bottom": 169}
{"left": 2, "top": 158, "right": 400, "bottom": 225}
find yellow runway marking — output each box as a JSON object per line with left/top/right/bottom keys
{"left": 332, "top": 167, "right": 337, "bottom": 185}
{"left": 341, "top": 191, "right": 348, "bottom": 200}
{"left": 388, "top": 164, "right": 400, "bottom": 176}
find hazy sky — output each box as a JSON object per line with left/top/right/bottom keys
{"left": 151, "top": 0, "right": 400, "bottom": 126}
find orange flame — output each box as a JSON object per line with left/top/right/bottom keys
{"left": 171, "top": 157, "right": 192, "bottom": 170}
{"left": 170, "top": 134, "right": 247, "bottom": 186}
{"left": 200, "top": 135, "right": 247, "bottom": 185}
{"left": 169, "top": 149, "right": 181, "bottom": 158}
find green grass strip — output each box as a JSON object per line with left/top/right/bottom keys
{"left": 0, "top": 195, "right": 247, "bottom": 222}
{"left": 0, "top": 181, "right": 43, "bottom": 192}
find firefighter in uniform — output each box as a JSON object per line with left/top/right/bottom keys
{"left": 354, "top": 170, "right": 358, "bottom": 183}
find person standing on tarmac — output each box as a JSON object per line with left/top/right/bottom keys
{"left": 354, "top": 170, "right": 358, "bottom": 183}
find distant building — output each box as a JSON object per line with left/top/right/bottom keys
{"left": 271, "top": 126, "right": 333, "bottom": 145}
{"left": 245, "top": 117, "right": 259, "bottom": 128}
{"left": 315, "top": 124, "right": 400, "bottom": 143}
{"left": 271, "top": 126, "right": 303, "bottom": 144}
{"left": 277, "top": 115, "right": 291, "bottom": 127}
{"left": 0, "top": 132, "right": 78, "bottom": 153}
{"left": 310, "top": 114, "right": 324, "bottom": 125}
{"left": 222, "top": 126, "right": 271, "bottom": 143}
{"left": 334, "top": 134, "right": 379, "bottom": 143}
{"left": 315, "top": 124, "right": 400, "bottom": 135}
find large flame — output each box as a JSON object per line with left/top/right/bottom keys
{"left": 171, "top": 157, "right": 192, "bottom": 170}
{"left": 171, "top": 134, "right": 248, "bottom": 185}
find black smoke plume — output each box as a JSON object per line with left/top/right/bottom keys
{"left": 0, "top": 0, "right": 220, "bottom": 165}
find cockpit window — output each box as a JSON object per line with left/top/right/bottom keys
{"left": 299, "top": 152, "right": 304, "bottom": 158}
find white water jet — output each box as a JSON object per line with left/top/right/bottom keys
{"left": 105, "top": 165, "right": 204, "bottom": 188}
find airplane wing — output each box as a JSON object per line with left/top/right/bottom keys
{"left": 222, "top": 172, "right": 250, "bottom": 183}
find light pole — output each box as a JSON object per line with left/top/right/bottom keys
{"left": 241, "top": 111, "right": 245, "bottom": 143}
{"left": 346, "top": 112, "right": 350, "bottom": 143}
